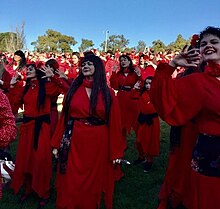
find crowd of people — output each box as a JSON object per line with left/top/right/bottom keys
{"left": 0, "top": 25, "right": 219, "bottom": 209}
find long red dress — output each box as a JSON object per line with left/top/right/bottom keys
{"left": 51, "top": 80, "right": 126, "bottom": 209}
{"left": 10, "top": 78, "right": 63, "bottom": 198}
{"left": 110, "top": 71, "right": 141, "bottom": 134}
{"left": 131, "top": 89, "right": 160, "bottom": 158}
{"left": 150, "top": 62, "right": 220, "bottom": 209}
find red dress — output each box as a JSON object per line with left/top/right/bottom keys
{"left": 131, "top": 89, "right": 160, "bottom": 158}
{"left": 51, "top": 80, "right": 126, "bottom": 209}
{"left": 10, "top": 78, "right": 63, "bottom": 198}
{"left": 110, "top": 71, "right": 141, "bottom": 134}
{"left": 150, "top": 62, "right": 220, "bottom": 209}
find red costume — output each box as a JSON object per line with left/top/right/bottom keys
{"left": 131, "top": 89, "right": 160, "bottom": 159}
{"left": 51, "top": 80, "right": 126, "bottom": 209}
{"left": 0, "top": 70, "right": 12, "bottom": 93}
{"left": 110, "top": 71, "right": 141, "bottom": 135}
{"left": 10, "top": 78, "right": 63, "bottom": 199}
{"left": 150, "top": 62, "right": 220, "bottom": 209}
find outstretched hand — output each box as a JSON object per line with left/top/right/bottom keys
{"left": 170, "top": 45, "right": 201, "bottom": 68}
{"left": 39, "top": 65, "right": 54, "bottom": 79}
{"left": 10, "top": 72, "right": 20, "bottom": 85}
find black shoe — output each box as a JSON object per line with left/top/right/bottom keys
{"left": 143, "top": 161, "right": 152, "bottom": 172}
{"left": 37, "top": 197, "right": 49, "bottom": 209}
{"left": 133, "top": 157, "right": 145, "bottom": 165}
{"left": 19, "top": 194, "right": 29, "bottom": 204}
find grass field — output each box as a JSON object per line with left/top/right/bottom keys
{"left": 0, "top": 120, "right": 170, "bottom": 209}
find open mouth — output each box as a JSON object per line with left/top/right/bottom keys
{"left": 204, "top": 48, "right": 216, "bottom": 55}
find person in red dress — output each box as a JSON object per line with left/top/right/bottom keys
{"left": 0, "top": 54, "right": 12, "bottom": 94}
{"left": 150, "top": 26, "right": 220, "bottom": 209}
{"left": 137, "top": 54, "right": 156, "bottom": 80}
{"left": 157, "top": 36, "right": 202, "bottom": 209}
{"left": 67, "top": 52, "right": 80, "bottom": 80}
{"left": 6, "top": 50, "right": 27, "bottom": 116}
{"left": 0, "top": 90, "right": 17, "bottom": 198}
{"left": 44, "top": 59, "right": 70, "bottom": 137}
{"left": 110, "top": 54, "right": 142, "bottom": 138}
{"left": 9, "top": 63, "right": 64, "bottom": 208}
{"left": 51, "top": 54, "right": 126, "bottom": 209}
{"left": 131, "top": 76, "right": 160, "bottom": 172}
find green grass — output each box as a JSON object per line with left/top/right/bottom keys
{"left": 0, "top": 120, "right": 170, "bottom": 209}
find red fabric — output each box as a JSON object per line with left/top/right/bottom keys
{"left": 141, "top": 65, "right": 155, "bottom": 80}
{"left": 51, "top": 84, "right": 125, "bottom": 209}
{"left": 0, "top": 90, "right": 17, "bottom": 148}
{"left": 151, "top": 62, "right": 220, "bottom": 209}
{"left": 67, "top": 64, "right": 80, "bottom": 79}
{"left": 158, "top": 122, "right": 198, "bottom": 208}
{"left": 0, "top": 70, "right": 12, "bottom": 93}
{"left": 110, "top": 71, "right": 141, "bottom": 134}
{"left": 131, "top": 89, "right": 160, "bottom": 158}
{"left": 10, "top": 79, "right": 64, "bottom": 198}
{"left": 105, "top": 58, "right": 118, "bottom": 84}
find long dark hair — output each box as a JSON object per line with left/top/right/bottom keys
{"left": 140, "top": 76, "right": 153, "bottom": 95}
{"left": 22, "top": 64, "right": 46, "bottom": 110}
{"left": 63, "top": 54, "right": 111, "bottom": 123}
{"left": 14, "top": 50, "right": 26, "bottom": 70}
{"left": 119, "top": 54, "right": 135, "bottom": 73}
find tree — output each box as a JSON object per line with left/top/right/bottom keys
{"left": 100, "top": 34, "right": 129, "bottom": 52}
{"left": 136, "top": 40, "right": 146, "bottom": 52}
{"left": 31, "top": 29, "right": 77, "bottom": 53}
{"left": 2, "top": 21, "right": 26, "bottom": 53}
{"left": 167, "top": 34, "right": 189, "bottom": 52}
{"left": 78, "top": 39, "right": 94, "bottom": 52}
{"left": 151, "top": 40, "right": 166, "bottom": 53}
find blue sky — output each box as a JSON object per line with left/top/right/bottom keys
{"left": 0, "top": 0, "right": 219, "bottom": 51}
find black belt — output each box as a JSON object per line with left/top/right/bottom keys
{"left": 192, "top": 133, "right": 220, "bottom": 177}
{"left": 59, "top": 116, "right": 106, "bottom": 174}
{"left": 137, "top": 112, "right": 158, "bottom": 126}
{"left": 23, "top": 114, "right": 50, "bottom": 150}
{"left": 120, "top": 86, "right": 132, "bottom": 91}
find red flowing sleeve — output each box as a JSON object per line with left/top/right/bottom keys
{"left": 46, "top": 77, "right": 70, "bottom": 96}
{"left": 50, "top": 112, "right": 65, "bottom": 148}
{"left": 150, "top": 62, "right": 203, "bottom": 126}
{"left": 108, "top": 89, "right": 126, "bottom": 160}
{"left": 109, "top": 72, "right": 119, "bottom": 90}
{"left": 0, "top": 91, "right": 17, "bottom": 148}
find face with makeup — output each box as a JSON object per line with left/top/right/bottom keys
{"left": 200, "top": 34, "right": 220, "bottom": 64}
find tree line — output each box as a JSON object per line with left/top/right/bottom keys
{"left": 0, "top": 23, "right": 191, "bottom": 54}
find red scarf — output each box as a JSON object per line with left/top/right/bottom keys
{"left": 205, "top": 62, "right": 220, "bottom": 77}
{"left": 82, "top": 79, "right": 93, "bottom": 88}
